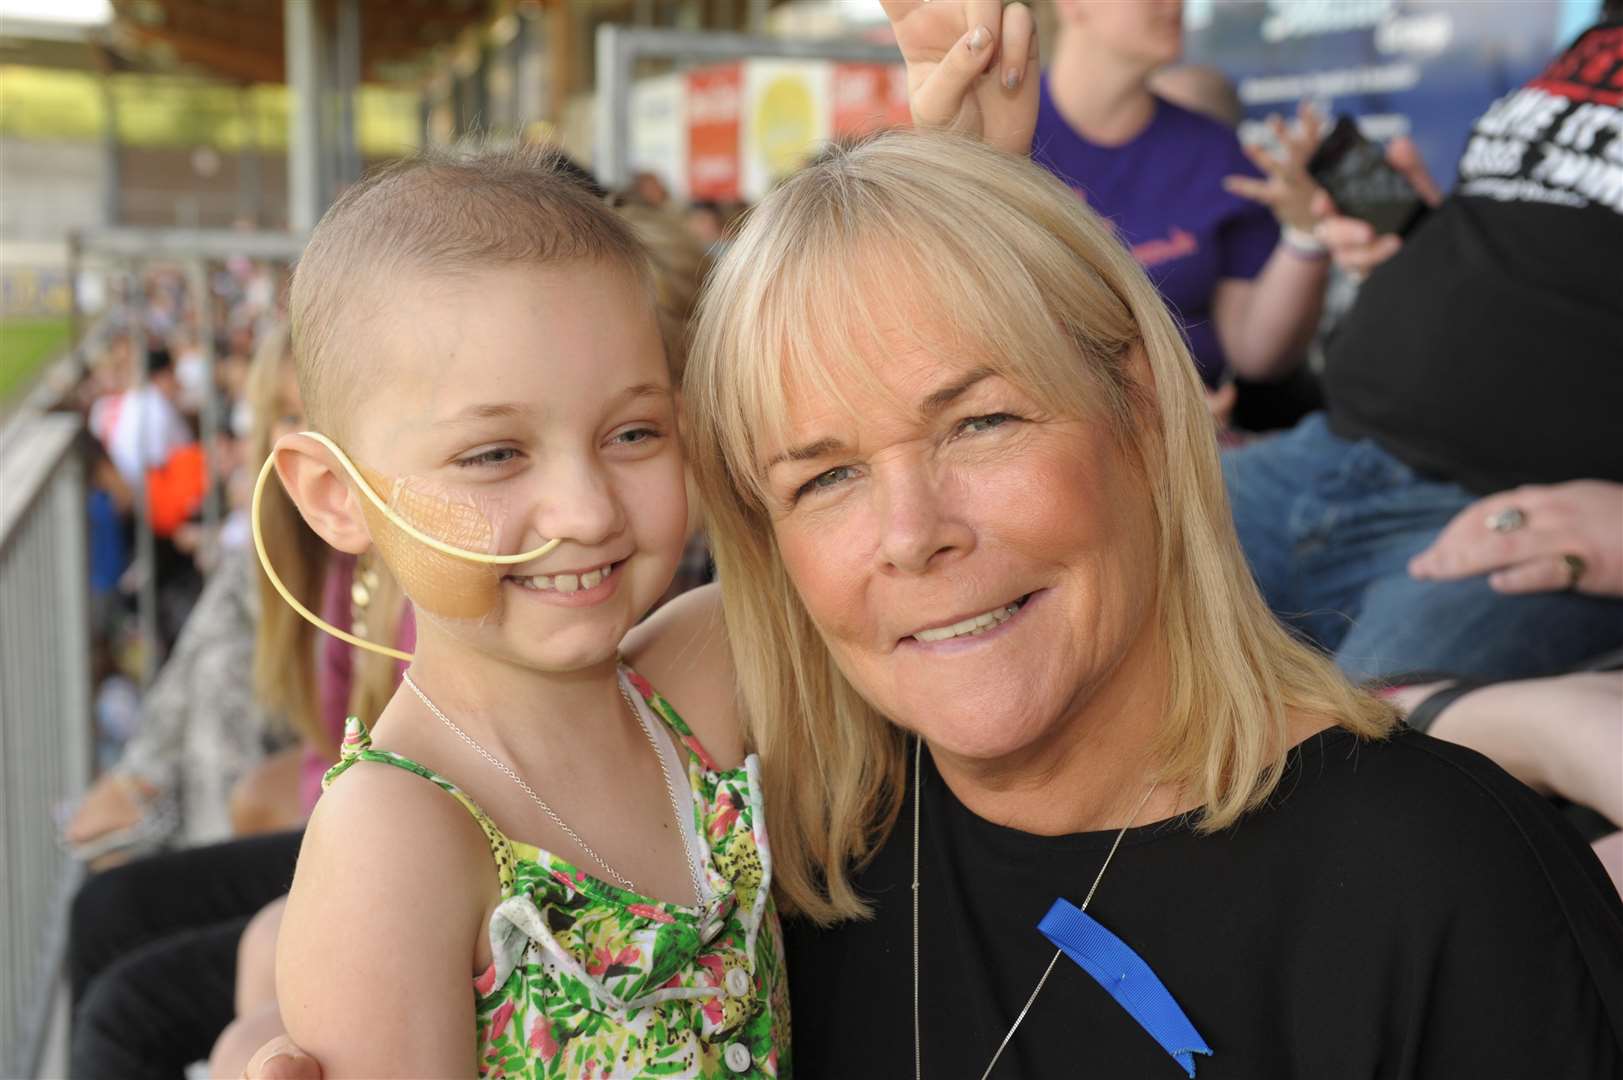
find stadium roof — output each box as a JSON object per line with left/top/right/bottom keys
{"left": 103, "top": 0, "right": 495, "bottom": 83}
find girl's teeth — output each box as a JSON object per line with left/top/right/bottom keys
{"left": 512, "top": 564, "right": 613, "bottom": 593}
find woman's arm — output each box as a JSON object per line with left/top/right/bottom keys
{"left": 276, "top": 764, "right": 494, "bottom": 1077}
{"left": 1216, "top": 105, "right": 1332, "bottom": 381}
{"left": 1211, "top": 250, "right": 1329, "bottom": 381}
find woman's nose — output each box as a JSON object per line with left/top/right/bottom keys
{"left": 875, "top": 459, "right": 973, "bottom": 575}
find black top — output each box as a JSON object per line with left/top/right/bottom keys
{"left": 784, "top": 727, "right": 1623, "bottom": 1079}
{"left": 1322, "top": 21, "right": 1623, "bottom": 495}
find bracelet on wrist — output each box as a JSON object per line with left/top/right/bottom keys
{"left": 1280, "top": 224, "right": 1329, "bottom": 259}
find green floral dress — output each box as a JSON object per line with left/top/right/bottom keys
{"left": 324, "top": 666, "right": 791, "bottom": 1079}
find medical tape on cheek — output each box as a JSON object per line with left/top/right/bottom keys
{"left": 249, "top": 433, "right": 565, "bottom": 663}
{"left": 355, "top": 464, "right": 510, "bottom": 621}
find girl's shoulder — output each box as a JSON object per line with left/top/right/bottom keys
{"left": 305, "top": 746, "right": 506, "bottom": 902}
{"left": 621, "top": 583, "right": 745, "bottom": 768}
{"left": 279, "top": 756, "right": 497, "bottom": 1072}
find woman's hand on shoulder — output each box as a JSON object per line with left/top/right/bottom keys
{"left": 622, "top": 583, "right": 744, "bottom": 767}
{"left": 276, "top": 765, "right": 495, "bottom": 1077}
{"left": 881, "top": 1, "right": 1039, "bottom": 156}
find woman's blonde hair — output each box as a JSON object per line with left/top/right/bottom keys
{"left": 685, "top": 129, "right": 1395, "bottom": 925}
{"left": 248, "top": 325, "right": 329, "bottom": 749}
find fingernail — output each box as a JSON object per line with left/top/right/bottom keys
{"left": 968, "top": 26, "right": 989, "bottom": 50}
{"left": 1004, "top": 68, "right": 1021, "bottom": 90}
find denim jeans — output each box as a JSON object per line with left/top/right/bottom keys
{"left": 1222, "top": 413, "right": 1623, "bottom": 682}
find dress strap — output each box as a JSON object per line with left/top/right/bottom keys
{"left": 324, "top": 716, "right": 518, "bottom": 893}
{"left": 620, "top": 664, "right": 722, "bottom": 772}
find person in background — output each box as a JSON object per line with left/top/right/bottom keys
{"left": 1034, "top": 0, "right": 1329, "bottom": 390}
{"left": 64, "top": 328, "right": 308, "bottom": 860}
{"left": 67, "top": 326, "right": 415, "bottom": 1080}
{"left": 1386, "top": 480, "right": 1623, "bottom": 892}
{"left": 64, "top": 326, "right": 316, "bottom": 1079}
{"left": 684, "top": 199, "right": 728, "bottom": 251}
{"left": 89, "top": 345, "right": 194, "bottom": 491}
{"left": 1147, "top": 62, "right": 1241, "bottom": 126}
{"left": 1222, "top": 6, "right": 1623, "bottom": 680}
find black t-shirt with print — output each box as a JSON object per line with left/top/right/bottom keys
{"left": 783, "top": 727, "right": 1623, "bottom": 1079}
{"left": 1322, "top": 21, "right": 1623, "bottom": 495}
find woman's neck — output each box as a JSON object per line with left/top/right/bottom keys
{"left": 1047, "top": 32, "right": 1160, "bottom": 146}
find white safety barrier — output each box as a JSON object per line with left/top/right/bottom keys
{"left": 0, "top": 410, "right": 92, "bottom": 1077}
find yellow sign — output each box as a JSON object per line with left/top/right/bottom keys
{"left": 752, "top": 74, "right": 818, "bottom": 180}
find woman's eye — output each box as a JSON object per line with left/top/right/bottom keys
{"left": 796, "top": 465, "right": 856, "bottom": 500}
{"left": 959, "top": 413, "right": 1017, "bottom": 436}
{"left": 455, "top": 447, "right": 519, "bottom": 468}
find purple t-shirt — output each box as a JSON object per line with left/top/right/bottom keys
{"left": 1032, "top": 81, "right": 1279, "bottom": 386}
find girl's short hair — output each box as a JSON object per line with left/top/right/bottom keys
{"left": 289, "top": 141, "right": 651, "bottom": 441}
{"left": 685, "top": 129, "right": 1393, "bottom": 925}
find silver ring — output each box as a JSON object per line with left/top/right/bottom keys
{"left": 1486, "top": 507, "right": 1527, "bottom": 533}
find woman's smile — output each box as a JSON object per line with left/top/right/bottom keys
{"left": 898, "top": 589, "right": 1039, "bottom": 650}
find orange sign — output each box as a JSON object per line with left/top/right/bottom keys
{"left": 687, "top": 64, "right": 743, "bottom": 201}
{"left": 832, "top": 63, "right": 911, "bottom": 138}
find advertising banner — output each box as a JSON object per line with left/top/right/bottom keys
{"left": 742, "top": 60, "right": 833, "bottom": 199}
{"left": 687, "top": 63, "right": 744, "bottom": 202}
{"left": 832, "top": 62, "right": 911, "bottom": 139}
{"left": 630, "top": 72, "right": 688, "bottom": 202}
{"left": 1183, "top": 0, "right": 1607, "bottom": 184}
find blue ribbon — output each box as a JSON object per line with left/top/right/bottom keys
{"left": 1037, "top": 898, "right": 1213, "bottom": 1077}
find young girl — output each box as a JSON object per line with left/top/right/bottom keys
{"left": 259, "top": 146, "right": 787, "bottom": 1078}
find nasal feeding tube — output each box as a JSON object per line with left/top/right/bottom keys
{"left": 250, "top": 431, "right": 563, "bottom": 663}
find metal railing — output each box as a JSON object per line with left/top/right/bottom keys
{"left": 0, "top": 410, "right": 92, "bottom": 1078}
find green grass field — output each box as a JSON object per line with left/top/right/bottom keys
{"left": 0, "top": 316, "right": 71, "bottom": 406}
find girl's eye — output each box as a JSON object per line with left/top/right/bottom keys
{"left": 455, "top": 447, "right": 519, "bottom": 468}
{"left": 795, "top": 465, "right": 857, "bottom": 501}
{"left": 959, "top": 412, "right": 1017, "bottom": 436}
{"left": 610, "top": 427, "right": 661, "bottom": 446}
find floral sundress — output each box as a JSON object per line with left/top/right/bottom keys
{"left": 323, "top": 666, "right": 791, "bottom": 1079}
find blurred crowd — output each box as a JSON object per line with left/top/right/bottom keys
{"left": 49, "top": 2, "right": 1623, "bottom": 1075}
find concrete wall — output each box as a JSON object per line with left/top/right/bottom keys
{"left": 0, "top": 138, "right": 104, "bottom": 244}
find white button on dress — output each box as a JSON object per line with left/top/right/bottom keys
{"left": 724, "top": 1041, "right": 752, "bottom": 1072}
{"left": 725, "top": 967, "right": 752, "bottom": 997}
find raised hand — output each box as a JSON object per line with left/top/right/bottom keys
{"left": 1222, "top": 101, "right": 1327, "bottom": 231}
{"left": 1310, "top": 135, "right": 1443, "bottom": 276}
{"left": 881, "top": 0, "right": 1039, "bottom": 156}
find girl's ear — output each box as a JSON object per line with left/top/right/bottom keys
{"left": 272, "top": 433, "right": 372, "bottom": 555}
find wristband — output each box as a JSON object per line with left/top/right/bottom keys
{"left": 1280, "top": 224, "right": 1328, "bottom": 259}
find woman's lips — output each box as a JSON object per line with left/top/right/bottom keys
{"left": 901, "top": 590, "right": 1040, "bottom": 649}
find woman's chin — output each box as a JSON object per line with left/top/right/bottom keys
{"left": 905, "top": 708, "right": 1062, "bottom": 767}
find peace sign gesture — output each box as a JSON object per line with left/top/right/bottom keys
{"left": 881, "top": 1, "right": 1039, "bottom": 156}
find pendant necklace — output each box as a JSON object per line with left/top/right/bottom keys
{"left": 912, "top": 736, "right": 1156, "bottom": 1080}
{"left": 403, "top": 670, "right": 707, "bottom": 914}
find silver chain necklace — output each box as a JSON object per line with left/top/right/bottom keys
{"left": 402, "top": 669, "right": 706, "bottom": 912}
{"left": 912, "top": 736, "right": 1156, "bottom": 1080}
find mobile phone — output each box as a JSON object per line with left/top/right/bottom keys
{"left": 1306, "top": 116, "right": 1428, "bottom": 236}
